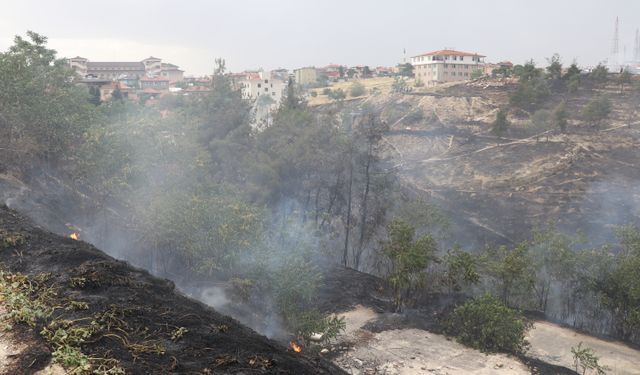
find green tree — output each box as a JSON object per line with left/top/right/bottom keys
{"left": 328, "top": 88, "right": 346, "bottom": 100}
{"left": 383, "top": 219, "right": 439, "bottom": 311}
{"left": 546, "top": 53, "right": 563, "bottom": 81}
{"left": 618, "top": 69, "right": 632, "bottom": 93}
{"left": 446, "top": 295, "right": 532, "bottom": 354}
{"left": 111, "top": 86, "right": 123, "bottom": 101}
{"left": 88, "top": 85, "right": 101, "bottom": 106}
{"left": 590, "top": 64, "right": 609, "bottom": 88}
{"left": 397, "top": 63, "right": 414, "bottom": 78}
{"left": 471, "top": 69, "right": 484, "bottom": 79}
{"left": 509, "top": 77, "right": 550, "bottom": 110}
{"left": 571, "top": 342, "right": 609, "bottom": 375}
{"left": 564, "top": 62, "right": 582, "bottom": 93}
{"left": 0, "top": 31, "right": 95, "bottom": 165}
{"left": 349, "top": 81, "right": 366, "bottom": 97}
{"left": 362, "top": 66, "right": 372, "bottom": 78}
{"left": 583, "top": 95, "right": 611, "bottom": 128}
{"left": 491, "top": 109, "right": 510, "bottom": 138}
{"left": 443, "top": 246, "right": 480, "bottom": 293}
{"left": 392, "top": 77, "right": 408, "bottom": 93}
{"left": 482, "top": 242, "right": 535, "bottom": 307}
{"left": 553, "top": 102, "right": 569, "bottom": 132}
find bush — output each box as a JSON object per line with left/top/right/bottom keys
{"left": 310, "top": 91, "right": 318, "bottom": 97}
{"left": 349, "top": 81, "right": 366, "bottom": 97}
{"left": 445, "top": 294, "right": 532, "bottom": 354}
{"left": 328, "top": 88, "right": 346, "bottom": 100}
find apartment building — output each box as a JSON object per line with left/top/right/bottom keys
{"left": 411, "top": 49, "right": 485, "bottom": 85}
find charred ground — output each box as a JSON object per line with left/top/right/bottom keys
{"left": 0, "top": 205, "right": 343, "bottom": 375}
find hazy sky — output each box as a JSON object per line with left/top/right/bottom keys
{"left": 2, "top": 0, "right": 640, "bottom": 75}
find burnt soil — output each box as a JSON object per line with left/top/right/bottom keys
{"left": 0, "top": 205, "right": 344, "bottom": 375}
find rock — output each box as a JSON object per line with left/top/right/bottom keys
{"left": 320, "top": 348, "right": 329, "bottom": 355}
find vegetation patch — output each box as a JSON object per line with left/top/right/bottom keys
{"left": 445, "top": 294, "right": 532, "bottom": 354}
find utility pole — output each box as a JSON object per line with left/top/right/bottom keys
{"left": 610, "top": 17, "right": 620, "bottom": 71}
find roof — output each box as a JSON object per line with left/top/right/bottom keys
{"left": 143, "top": 56, "right": 161, "bottom": 61}
{"left": 412, "top": 49, "right": 486, "bottom": 58}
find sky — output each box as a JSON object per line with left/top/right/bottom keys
{"left": 1, "top": 0, "right": 640, "bottom": 76}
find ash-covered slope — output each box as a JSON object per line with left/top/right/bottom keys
{"left": 0, "top": 205, "right": 343, "bottom": 375}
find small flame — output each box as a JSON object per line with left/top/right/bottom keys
{"left": 69, "top": 232, "right": 79, "bottom": 241}
{"left": 290, "top": 341, "right": 302, "bottom": 353}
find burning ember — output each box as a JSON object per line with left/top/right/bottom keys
{"left": 69, "top": 232, "right": 79, "bottom": 241}
{"left": 290, "top": 341, "right": 302, "bottom": 353}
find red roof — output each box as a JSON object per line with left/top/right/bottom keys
{"left": 413, "top": 49, "right": 485, "bottom": 58}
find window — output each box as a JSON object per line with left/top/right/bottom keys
{"left": 272, "top": 92, "right": 276, "bottom": 96}
{"left": 265, "top": 88, "right": 268, "bottom": 92}
{"left": 265, "top": 80, "right": 268, "bottom": 84}
{"left": 258, "top": 83, "right": 262, "bottom": 88}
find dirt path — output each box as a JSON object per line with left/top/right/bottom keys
{"left": 527, "top": 321, "right": 640, "bottom": 375}
{"left": 333, "top": 305, "right": 530, "bottom": 375}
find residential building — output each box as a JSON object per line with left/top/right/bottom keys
{"left": 294, "top": 67, "right": 318, "bottom": 85}
{"left": 140, "top": 76, "right": 170, "bottom": 90}
{"left": 233, "top": 71, "right": 287, "bottom": 129}
{"left": 411, "top": 49, "right": 486, "bottom": 85}
{"left": 67, "top": 56, "right": 184, "bottom": 83}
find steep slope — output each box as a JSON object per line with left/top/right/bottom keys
{"left": 0, "top": 205, "right": 343, "bottom": 374}
{"left": 372, "top": 79, "right": 640, "bottom": 248}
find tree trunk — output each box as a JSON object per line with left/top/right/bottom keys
{"left": 343, "top": 147, "right": 354, "bottom": 268}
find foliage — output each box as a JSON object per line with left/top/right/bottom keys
{"left": 392, "top": 77, "right": 408, "bottom": 92}
{"left": 445, "top": 294, "right": 532, "bottom": 354}
{"left": 553, "top": 102, "right": 569, "bottom": 132}
{"left": 328, "top": 88, "right": 346, "bottom": 100}
{"left": 583, "top": 95, "right": 611, "bottom": 128}
{"left": 571, "top": 342, "right": 609, "bottom": 375}
{"left": 470, "top": 69, "right": 484, "bottom": 79}
{"left": 443, "top": 246, "right": 480, "bottom": 292}
{"left": 0, "top": 31, "right": 96, "bottom": 166}
{"left": 0, "top": 230, "right": 27, "bottom": 249}
{"left": 509, "top": 77, "right": 550, "bottom": 110}
{"left": 618, "top": 69, "right": 632, "bottom": 93}
{"left": 349, "top": 81, "right": 366, "bottom": 97}
{"left": 491, "top": 109, "right": 510, "bottom": 137}
{"left": 144, "top": 192, "right": 264, "bottom": 275}
{"left": 290, "top": 310, "right": 346, "bottom": 346}
{"left": 383, "top": 219, "right": 439, "bottom": 311}
{"left": 482, "top": 242, "right": 535, "bottom": 307}
{"left": 397, "top": 63, "right": 414, "bottom": 77}
{"left": 590, "top": 64, "right": 609, "bottom": 87}
{"left": 546, "top": 54, "right": 563, "bottom": 81}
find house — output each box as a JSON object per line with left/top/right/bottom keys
{"left": 294, "top": 67, "right": 318, "bottom": 85}
{"left": 235, "top": 71, "right": 286, "bottom": 104}
{"left": 233, "top": 71, "right": 287, "bottom": 129}
{"left": 320, "top": 64, "right": 344, "bottom": 82}
{"left": 411, "top": 49, "right": 486, "bottom": 85}
{"left": 68, "top": 56, "right": 184, "bottom": 83}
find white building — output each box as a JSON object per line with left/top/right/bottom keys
{"left": 235, "top": 71, "right": 287, "bottom": 128}
{"left": 411, "top": 49, "right": 485, "bottom": 86}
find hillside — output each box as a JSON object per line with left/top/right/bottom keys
{"left": 0, "top": 205, "right": 343, "bottom": 375}
{"left": 329, "top": 77, "right": 640, "bottom": 249}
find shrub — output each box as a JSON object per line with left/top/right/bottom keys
{"left": 445, "top": 294, "right": 532, "bottom": 354}
{"left": 349, "top": 81, "right": 366, "bottom": 97}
